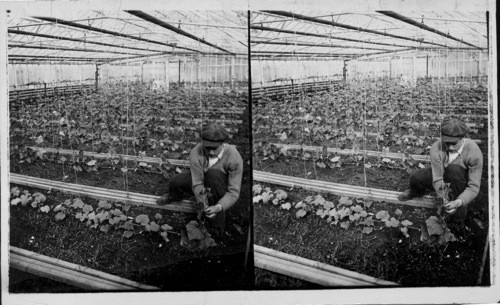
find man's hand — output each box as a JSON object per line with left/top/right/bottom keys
{"left": 204, "top": 204, "right": 223, "bottom": 219}
{"left": 444, "top": 199, "right": 462, "bottom": 215}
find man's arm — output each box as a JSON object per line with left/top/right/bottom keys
{"left": 217, "top": 147, "right": 243, "bottom": 211}
{"left": 457, "top": 144, "right": 483, "bottom": 206}
{"left": 189, "top": 145, "right": 206, "bottom": 200}
{"left": 430, "top": 140, "right": 447, "bottom": 194}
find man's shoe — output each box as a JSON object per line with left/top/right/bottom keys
{"left": 156, "top": 194, "right": 172, "bottom": 206}
{"left": 398, "top": 189, "right": 414, "bottom": 201}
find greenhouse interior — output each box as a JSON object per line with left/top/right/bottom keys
{"left": 3, "top": 7, "right": 498, "bottom": 297}
{"left": 250, "top": 11, "right": 492, "bottom": 288}
{"left": 7, "top": 10, "right": 252, "bottom": 292}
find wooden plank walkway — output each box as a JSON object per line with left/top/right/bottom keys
{"left": 253, "top": 170, "right": 435, "bottom": 209}
{"left": 10, "top": 247, "right": 160, "bottom": 291}
{"left": 10, "top": 173, "right": 196, "bottom": 213}
{"left": 254, "top": 245, "right": 397, "bottom": 287}
{"left": 266, "top": 143, "right": 430, "bottom": 162}
{"left": 29, "top": 146, "right": 190, "bottom": 167}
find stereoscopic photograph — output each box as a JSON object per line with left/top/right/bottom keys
{"left": 251, "top": 10, "right": 493, "bottom": 288}
{"left": 4, "top": 9, "right": 252, "bottom": 292}
{"left": 0, "top": 1, "right": 498, "bottom": 305}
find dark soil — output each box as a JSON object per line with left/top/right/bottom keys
{"left": 253, "top": 184, "right": 489, "bottom": 287}
{"left": 252, "top": 110, "right": 490, "bottom": 288}
{"left": 9, "top": 86, "right": 253, "bottom": 292}
{"left": 254, "top": 156, "right": 411, "bottom": 192}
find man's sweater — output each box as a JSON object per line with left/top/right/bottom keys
{"left": 430, "top": 139, "right": 483, "bottom": 206}
{"left": 189, "top": 143, "right": 243, "bottom": 210}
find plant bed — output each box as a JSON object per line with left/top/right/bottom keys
{"left": 252, "top": 183, "right": 489, "bottom": 287}
{"left": 9, "top": 182, "right": 252, "bottom": 291}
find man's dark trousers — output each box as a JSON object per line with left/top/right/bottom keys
{"left": 168, "top": 168, "right": 227, "bottom": 226}
{"left": 408, "top": 164, "right": 468, "bottom": 221}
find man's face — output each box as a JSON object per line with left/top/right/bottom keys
{"left": 203, "top": 143, "right": 223, "bottom": 157}
{"left": 443, "top": 139, "right": 461, "bottom": 152}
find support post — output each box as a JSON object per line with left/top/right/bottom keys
{"left": 95, "top": 64, "right": 99, "bottom": 91}
{"left": 214, "top": 54, "right": 218, "bottom": 86}
{"left": 178, "top": 59, "right": 181, "bottom": 85}
{"left": 426, "top": 54, "right": 429, "bottom": 78}
{"left": 164, "top": 61, "right": 169, "bottom": 92}
{"left": 343, "top": 60, "right": 347, "bottom": 82}
{"left": 141, "top": 62, "right": 144, "bottom": 83}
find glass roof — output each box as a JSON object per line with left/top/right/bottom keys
{"left": 250, "top": 11, "right": 487, "bottom": 60}
{"left": 8, "top": 10, "right": 249, "bottom": 64}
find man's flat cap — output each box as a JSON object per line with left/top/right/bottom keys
{"left": 441, "top": 117, "right": 470, "bottom": 142}
{"left": 201, "top": 123, "right": 229, "bottom": 147}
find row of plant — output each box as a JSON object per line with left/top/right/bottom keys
{"left": 10, "top": 83, "right": 247, "bottom": 158}
{"left": 253, "top": 78, "right": 487, "bottom": 135}
{"left": 10, "top": 185, "right": 216, "bottom": 254}
{"left": 253, "top": 142, "right": 428, "bottom": 172}
{"left": 252, "top": 181, "right": 482, "bottom": 286}
{"left": 253, "top": 184, "right": 454, "bottom": 246}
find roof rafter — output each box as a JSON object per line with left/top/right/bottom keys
{"left": 251, "top": 25, "right": 411, "bottom": 49}
{"left": 378, "top": 11, "right": 482, "bottom": 49}
{"left": 126, "top": 11, "right": 235, "bottom": 55}
{"left": 251, "top": 40, "right": 400, "bottom": 52}
{"left": 263, "top": 11, "right": 451, "bottom": 48}
{"left": 8, "top": 29, "right": 166, "bottom": 54}
{"left": 32, "top": 16, "right": 201, "bottom": 53}
{"left": 8, "top": 44, "right": 149, "bottom": 56}
{"left": 251, "top": 51, "right": 359, "bottom": 58}
{"left": 9, "top": 54, "right": 109, "bottom": 62}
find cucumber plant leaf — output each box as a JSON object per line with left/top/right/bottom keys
{"left": 376, "top": 210, "right": 390, "bottom": 222}
{"left": 186, "top": 220, "right": 205, "bottom": 241}
{"left": 161, "top": 224, "right": 173, "bottom": 231}
{"left": 55, "top": 212, "right": 66, "bottom": 221}
{"left": 426, "top": 216, "right": 444, "bottom": 235}
{"left": 362, "top": 226, "right": 374, "bottom": 234}
{"left": 123, "top": 231, "right": 133, "bottom": 238}
{"left": 135, "top": 214, "right": 150, "bottom": 225}
{"left": 296, "top": 209, "right": 307, "bottom": 218}
{"left": 145, "top": 221, "right": 160, "bottom": 232}
{"left": 385, "top": 217, "right": 400, "bottom": 227}
{"left": 280, "top": 202, "right": 291, "bottom": 210}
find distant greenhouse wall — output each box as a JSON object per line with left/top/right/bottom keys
{"left": 100, "top": 55, "right": 248, "bottom": 87}
{"left": 251, "top": 59, "right": 345, "bottom": 87}
{"left": 349, "top": 50, "right": 488, "bottom": 81}
{"left": 8, "top": 63, "right": 96, "bottom": 90}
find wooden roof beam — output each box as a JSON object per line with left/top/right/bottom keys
{"left": 263, "top": 11, "right": 451, "bottom": 48}
{"left": 251, "top": 40, "right": 402, "bottom": 52}
{"left": 378, "top": 11, "right": 483, "bottom": 49}
{"left": 32, "top": 16, "right": 201, "bottom": 53}
{"left": 8, "top": 44, "right": 148, "bottom": 56}
{"left": 9, "top": 54, "right": 110, "bottom": 62}
{"left": 8, "top": 29, "right": 166, "bottom": 53}
{"left": 126, "top": 10, "right": 235, "bottom": 55}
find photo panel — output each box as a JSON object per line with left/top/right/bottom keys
{"left": 5, "top": 9, "right": 252, "bottom": 292}
{"left": 250, "top": 10, "right": 494, "bottom": 289}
